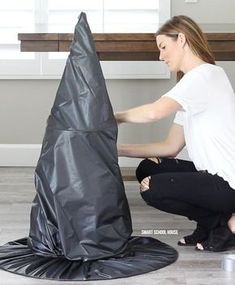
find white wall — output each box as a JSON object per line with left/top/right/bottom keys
{"left": 0, "top": 0, "right": 234, "bottom": 165}
{"left": 172, "top": 0, "right": 235, "bottom": 23}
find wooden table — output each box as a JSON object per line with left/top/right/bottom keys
{"left": 18, "top": 33, "right": 235, "bottom": 61}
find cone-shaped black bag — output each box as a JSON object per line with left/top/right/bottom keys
{"left": 0, "top": 13, "right": 178, "bottom": 281}
{"left": 28, "top": 12, "right": 132, "bottom": 261}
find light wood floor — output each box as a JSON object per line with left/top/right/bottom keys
{"left": 0, "top": 167, "right": 235, "bottom": 285}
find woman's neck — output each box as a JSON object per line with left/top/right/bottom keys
{"left": 180, "top": 50, "right": 206, "bottom": 74}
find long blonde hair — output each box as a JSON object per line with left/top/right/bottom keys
{"left": 156, "top": 15, "right": 215, "bottom": 81}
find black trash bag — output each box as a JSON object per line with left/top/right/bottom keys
{"left": 28, "top": 12, "right": 132, "bottom": 261}
{"left": 0, "top": 13, "right": 178, "bottom": 281}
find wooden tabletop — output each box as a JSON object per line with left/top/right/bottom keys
{"left": 18, "top": 33, "right": 235, "bottom": 61}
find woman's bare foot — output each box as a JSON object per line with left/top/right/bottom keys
{"left": 178, "top": 225, "right": 209, "bottom": 246}
{"left": 196, "top": 215, "right": 235, "bottom": 251}
{"left": 196, "top": 243, "right": 204, "bottom": 250}
{"left": 179, "top": 238, "right": 186, "bottom": 244}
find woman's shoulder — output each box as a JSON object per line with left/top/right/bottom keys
{"left": 184, "top": 63, "right": 225, "bottom": 83}
{"left": 201, "top": 63, "right": 228, "bottom": 82}
{"left": 189, "top": 63, "right": 222, "bottom": 75}
{"left": 200, "top": 63, "right": 223, "bottom": 73}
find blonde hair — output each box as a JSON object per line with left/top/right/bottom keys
{"left": 156, "top": 15, "right": 215, "bottom": 81}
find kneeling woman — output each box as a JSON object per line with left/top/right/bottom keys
{"left": 115, "top": 15, "right": 235, "bottom": 252}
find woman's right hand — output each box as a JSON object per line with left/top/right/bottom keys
{"left": 117, "top": 144, "right": 125, "bottom": 157}
{"left": 114, "top": 112, "right": 123, "bottom": 125}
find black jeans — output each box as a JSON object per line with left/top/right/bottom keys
{"left": 136, "top": 158, "right": 235, "bottom": 230}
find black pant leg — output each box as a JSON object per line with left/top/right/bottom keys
{"left": 141, "top": 171, "right": 235, "bottom": 229}
{"left": 135, "top": 158, "right": 197, "bottom": 183}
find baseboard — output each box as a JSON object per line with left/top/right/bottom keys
{"left": 0, "top": 144, "right": 41, "bottom": 167}
{"left": 0, "top": 144, "right": 141, "bottom": 167}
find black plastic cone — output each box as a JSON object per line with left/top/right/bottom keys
{"left": 0, "top": 13, "right": 178, "bottom": 280}
{"left": 28, "top": 12, "right": 132, "bottom": 260}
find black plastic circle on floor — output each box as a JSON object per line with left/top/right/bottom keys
{"left": 0, "top": 236, "right": 177, "bottom": 281}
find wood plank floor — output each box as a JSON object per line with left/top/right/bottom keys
{"left": 0, "top": 167, "right": 235, "bottom": 285}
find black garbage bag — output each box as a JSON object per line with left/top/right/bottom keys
{"left": 0, "top": 13, "right": 178, "bottom": 281}
{"left": 28, "top": 12, "right": 132, "bottom": 261}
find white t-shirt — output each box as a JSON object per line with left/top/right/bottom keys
{"left": 163, "top": 63, "right": 235, "bottom": 189}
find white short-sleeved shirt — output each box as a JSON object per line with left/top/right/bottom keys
{"left": 163, "top": 63, "right": 235, "bottom": 189}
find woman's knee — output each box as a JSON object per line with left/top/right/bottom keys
{"left": 140, "top": 189, "right": 152, "bottom": 205}
{"left": 140, "top": 187, "right": 162, "bottom": 209}
{"left": 139, "top": 174, "right": 170, "bottom": 205}
{"left": 135, "top": 158, "right": 162, "bottom": 183}
{"left": 136, "top": 159, "right": 149, "bottom": 183}
{"left": 139, "top": 176, "right": 160, "bottom": 206}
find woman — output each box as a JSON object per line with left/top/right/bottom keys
{"left": 115, "top": 15, "right": 235, "bottom": 252}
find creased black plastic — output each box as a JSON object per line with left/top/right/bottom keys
{"left": 0, "top": 12, "right": 178, "bottom": 280}
{"left": 28, "top": 12, "right": 132, "bottom": 261}
{"left": 0, "top": 237, "right": 177, "bottom": 281}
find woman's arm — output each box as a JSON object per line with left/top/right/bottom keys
{"left": 118, "top": 123, "right": 185, "bottom": 158}
{"left": 115, "top": 96, "right": 181, "bottom": 124}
